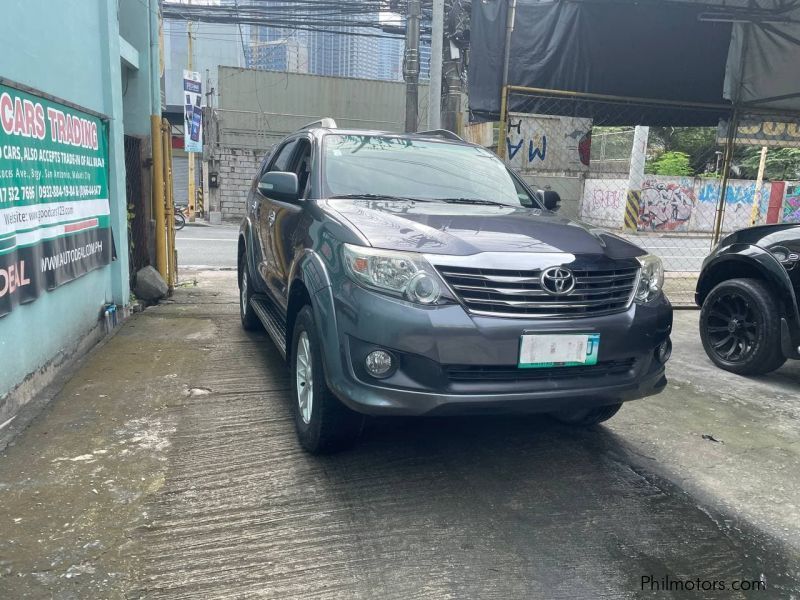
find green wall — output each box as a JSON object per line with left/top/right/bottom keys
{"left": 0, "top": 0, "right": 154, "bottom": 400}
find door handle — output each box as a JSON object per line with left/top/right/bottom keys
{"left": 268, "top": 209, "right": 276, "bottom": 227}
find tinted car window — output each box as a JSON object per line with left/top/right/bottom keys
{"left": 322, "top": 134, "right": 535, "bottom": 207}
{"left": 270, "top": 139, "right": 298, "bottom": 173}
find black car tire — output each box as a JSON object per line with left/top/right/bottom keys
{"left": 551, "top": 403, "right": 622, "bottom": 427}
{"left": 291, "top": 305, "right": 364, "bottom": 454}
{"left": 239, "top": 253, "right": 261, "bottom": 331}
{"left": 699, "top": 278, "right": 786, "bottom": 376}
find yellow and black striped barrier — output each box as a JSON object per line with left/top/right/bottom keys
{"left": 624, "top": 190, "right": 641, "bottom": 231}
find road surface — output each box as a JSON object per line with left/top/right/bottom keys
{"left": 620, "top": 233, "right": 714, "bottom": 273}
{"left": 175, "top": 222, "right": 716, "bottom": 274}
{"left": 176, "top": 222, "right": 238, "bottom": 269}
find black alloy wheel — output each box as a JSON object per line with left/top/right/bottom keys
{"left": 699, "top": 278, "right": 786, "bottom": 376}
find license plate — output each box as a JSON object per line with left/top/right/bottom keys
{"left": 518, "top": 333, "right": 600, "bottom": 368}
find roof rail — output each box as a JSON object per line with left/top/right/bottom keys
{"left": 413, "top": 129, "right": 464, "bottom": 141}
{"left": 299, "top": 117, "right": 338, "bottom": 131}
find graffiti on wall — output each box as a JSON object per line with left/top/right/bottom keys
{"left": 580, "top": 176, "right": 774, "bottom": 232}
{"left": 506, "top": 112, "right": 592, "bottom": 174}
{"left": 782, "top": 184, "right": 800, "bottom": 223}
{"left": 580, "top": 179, "right": 627, "bottom": 227}
{"left": 693, "top": 180, "right": 771, "bottom": 232}
{"left": 638, "top": 177, "right": 694, "bottom": 232}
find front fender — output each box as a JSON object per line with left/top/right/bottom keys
{"left": 697, "top": 243, "right": 800, "bottom": 353}
{"left": 238, "top": 217, "right": 262, "bottom": 292}
{"left": 287, "top": 250, "right": 343, "bottom": 378}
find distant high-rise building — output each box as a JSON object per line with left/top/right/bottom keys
{"left": 243, "top": 4, "right": 405, "bottom": 82}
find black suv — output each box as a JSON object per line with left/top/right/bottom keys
{"left": 696, "top": 223, "right": 800, "bottom": 375}
{"left": 238, "top": 120, "right": 673, "bottom": 453}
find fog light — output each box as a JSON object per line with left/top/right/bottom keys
{"left": 657, "top": 338, "right": 672, "bottom": 363}
{"left": 365, "top": 350, "right": 394, "bottom": 378}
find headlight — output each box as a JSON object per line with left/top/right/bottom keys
{"left": 342, "top": 244, "right": 449, "bottom": 305}
{"left": 634, "top": 254, "right": 664, "bottom": 304}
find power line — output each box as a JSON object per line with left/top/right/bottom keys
{"left": 161, "top": 0, "right": 432, "bottom": 39}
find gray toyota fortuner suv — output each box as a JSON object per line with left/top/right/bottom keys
{"left": 238, "top": 120, "right": 673, "bottom": 453}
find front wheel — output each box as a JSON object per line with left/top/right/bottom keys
{"left": 291, "top": 305, "right": 364, "bottom": 454}
{"left": 699, "top": 278, "right": 786, "bottom": 376}
{"left": 239, "top": 254, "right": 261, "bottom": 331}
{"left": 551, "top": 403, "right": 622, "bottom": 427}
{"left": 174, "top": 211, "right": 186, "bottom": 231}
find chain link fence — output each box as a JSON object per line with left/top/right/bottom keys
{"left": 498, "top": 87, "right": 800, "bottom": 305}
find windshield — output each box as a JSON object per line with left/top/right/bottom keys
{"left": 322, "top": 134, "right": 536, "bottom": 207}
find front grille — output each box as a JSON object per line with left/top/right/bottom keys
{"left": 445, "top": 359, "right": 636, "bottom": 383}
{"left": 435, "top": 264, "right": 640, "bottom": 317}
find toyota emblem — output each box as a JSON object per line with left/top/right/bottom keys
{"left": 540, "top": 266, "right": 576, "bottom": 295}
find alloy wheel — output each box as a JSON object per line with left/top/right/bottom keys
{"left": 241, "top": 268, "right": 248, "bottom": 315}
{"left": 295, "top": 331, "right": 313, "bottom": 424}
{"left": 705, "top": 292, "right": 758, "bottom": 363}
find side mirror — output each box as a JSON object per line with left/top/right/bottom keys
{"left": 258, "top": 171, "right": 299, "bottom": 202}
{"left": 539, "top": 190, "right": 561, "bottom": 212}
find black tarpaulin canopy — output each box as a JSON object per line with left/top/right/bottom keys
{"left": 468, "top": 0, "right": 800, "bottom": 125}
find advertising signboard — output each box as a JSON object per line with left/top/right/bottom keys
{"left": 183, "top": 70, "right": 203, "bottom": 153}
{"left": 0, "top": 83, "right": 113, "bottom": 318}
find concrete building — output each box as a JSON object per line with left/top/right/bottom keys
{"left": 207, "top": 67, "right": 429, "bottom": 221}
{"left": 0, "top": 0, "right": 161, "bottom": 421}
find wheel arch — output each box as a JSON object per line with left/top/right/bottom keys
{"left": 696, "top": 244, "right": 800, "bottom": 348}
{"left": 286, "top": 250, "right": 335, "bottom": 362}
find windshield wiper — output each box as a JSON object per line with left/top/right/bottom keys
{"left": 434, "top": 197, "right": 510, "bottom": 206}
{"left": 329, "top": 193, "right": 429, "bottom": 202}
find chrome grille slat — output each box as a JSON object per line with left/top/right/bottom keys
{"left": 461, "top": 297, "right": 627, "bottom": 309}
{"left": 437, "top": 271, "right": 543, "bottom": 284}
{"left": 451, "top": 283, "right": 635, "bottom": 297}
{"left": 436, "top": 263, "right": 640, "bottom": 318}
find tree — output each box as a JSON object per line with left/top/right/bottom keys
{"left": 738, "top": 147, "right": 800, "bottom": 181}
{"left": 646, "top": 151, "right": 693, "bottom": 176}
{"left": 648, "top": 127, "right": 718, "bottom": 174}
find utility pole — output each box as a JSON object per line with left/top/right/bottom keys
{"left": 750, "top": 145, "right": 768, "bottom": 225}
{"left": 187, "top": 21, "right": 196, "bottom": 223}
{"left": 442, "top": 56, "right": 461, "bottom": 134}
{"left": 497, "top": 0, "right": 518, "bottom": 159}
{"left": 427, "top": 0, "right": 444, "bottom": 130}
{"left": 403, "top": 0, "right": 421, "bottom": 132}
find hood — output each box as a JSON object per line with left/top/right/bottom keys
{"left": 321, "top": 199, "right": 644, "bottom": 259}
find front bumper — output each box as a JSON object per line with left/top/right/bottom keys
{"left": 315, "top": 282, "right": 672, "bottom": 416}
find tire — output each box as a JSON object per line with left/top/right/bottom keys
{"left": 551, "top": 403, "right": 622, "bottom": 427}
{"left": 239, "top": 253, "right": 261, "bottom": 331}
{"left": 174, "top": 212, "right": 186, "bottom": 231}
{"left": 291, "top": 305, "right": 364, "bottom": 454}
{"left": 699, "top": 278, "right": 786, "bottom": 376}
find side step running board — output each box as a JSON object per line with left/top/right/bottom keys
{"left": 250, "top": 295, "right": 288, "bottom": 360}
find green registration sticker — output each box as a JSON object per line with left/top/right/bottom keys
{"left": 518, "top": 333, "right": 600, "bottom": 368}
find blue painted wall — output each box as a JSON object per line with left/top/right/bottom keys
{"left": 0, "top": 0, "right": 150, "bottom": 399}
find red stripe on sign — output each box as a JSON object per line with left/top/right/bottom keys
{"left": 64, "top": 218, "right": 99, "bottom": 233}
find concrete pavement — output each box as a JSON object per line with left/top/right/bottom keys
{"left": 0, "top": 271, "right": 798, "bottom": 598}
